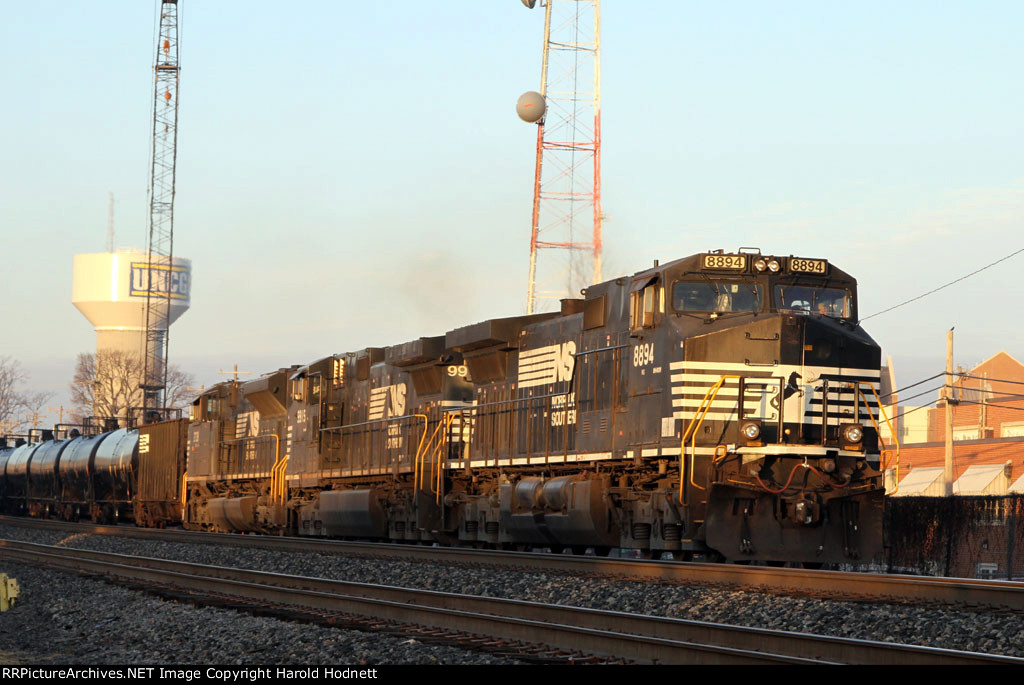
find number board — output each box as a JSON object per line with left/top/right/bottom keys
{"left": 702, "top": 254, "right": 746, "bottom": 270}
{"left": 789, "top": 258, "right": 828, "bottom": 274}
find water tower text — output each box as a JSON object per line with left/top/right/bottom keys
{"left": 130, "top": 262, "right": 190, "bottom": 301}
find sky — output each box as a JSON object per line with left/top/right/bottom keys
{"left": 2, "top": 1, "right": 1023, "bottom": 415}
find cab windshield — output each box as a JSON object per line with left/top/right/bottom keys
{"left": 673, "top": 281, "right": 762, "bottom": 313}
{"left": 774, "top": 285, "right": 851, "bottom": 318}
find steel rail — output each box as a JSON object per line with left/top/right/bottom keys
{"left": 3, "top": 516, "right": 1024, "bottom": 611}
{"left": 0, "top": 539, "right": 799, "bottom": 665}
{"left": 2, "top": 539, "right": 1020, "bottom": 666}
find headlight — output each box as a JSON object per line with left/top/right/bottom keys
{"left": 767, "top": 259, "right": 780, "bottom": 273}
{"left": 843, "top": 424, "right": 864, "bottom": 443}
{"left": 740, "top": 421, "right": 761, "bottom": 441}
{"left": 754, "top": 258, "right": 767, "bottom": 272}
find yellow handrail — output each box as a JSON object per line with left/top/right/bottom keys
{"left": 414, "top": 413, "right": 449, "bottom": 493}
{"left": 180, "top": 470, "right": 188, "bottom": 519}
{"left": 272, "top": 457, "right": 289, "bottom": 504}
{"left": 679, "top": 375, "right": 740, "bottom": 504}
{"left": 262, "top": 434, "right": 285, "bottom": 504}
{"left": 434, "top": 412, "right": 456, "bottom": 504}
{"left": 846, "top": 381, "right": 900, "bottom": 494}
{"left": 413, "top": 411, "right": 458, "bottom": 501}
{"left": 409, "top": 414, "right": 430, "bottom": 490}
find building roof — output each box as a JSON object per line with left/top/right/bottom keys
{"left": 969, "top": 350, "right": 1024, "bottom": 374}
{"left": 953, "top": 464, "right": 1008, "bottom": 495}
{"left": 1011, "top": 473, "right": 1024, "bottom": 494}
{"left": 892, "top": 467, "right": 944, "bottom": 496}
{"left": 954, "top": 350, "right": 1024, "bottom": 399}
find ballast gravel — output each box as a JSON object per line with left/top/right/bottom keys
{"left": 0, "top": 560, "right": 521, "bottom": 666}
{"left": 1, "top": 522, "right": 1023, "bottom": 663}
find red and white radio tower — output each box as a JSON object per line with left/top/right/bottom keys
{"left": 518, "top": 0, "right": 602, "bottom": 315}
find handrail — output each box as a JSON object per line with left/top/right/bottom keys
{"left": 679, "top": 375, "right": 740, "bottom": 505}
{"left": 180, "top": 470, "right": 188, "bottom": 518}
{"left": 432, "top": 413, "right": 456, "bottom": 504}
{"left": 321, "top": 413, "right": 427, "bottom": 478}
{"left": 411, "top": 413, "right": 430, "bottom": 490}
{"left": 414, "top": 414, "right": 447, "bottom": 494}
{"left": 263, "top": 434, "right": 282, "bottom": 504}
{"left": 271, "top": 456, "right": 289, "bottom": 504}
{"left": 846, "top": 381, "right": 901, "bottom": 495}
{"left": 676, "top": 375, "right": 896, "bottom": 506}
{"left": 221, "top": 433, "right": 279, "bottom": 478}
{"left": 319, "top": 412, "right": 431, "bottom": 432}
{"left": 448, "top": 392, "right": 572, "bottom": 468}
{"left": 269, "top": 460, "right": 279, "bottom": 502}
{"left": 223, "top": 433, "right": 286, "bottom": 505}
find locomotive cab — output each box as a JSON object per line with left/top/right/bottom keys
{"left": 622, "top": 250, "right": 889, "bottom": 562}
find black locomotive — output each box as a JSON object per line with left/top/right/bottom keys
{"left": 2, "top": 249, "right": 893, "bottom": 563}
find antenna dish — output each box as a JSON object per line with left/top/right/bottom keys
{"left": 516, "top": 91, "right": 546, "bottom": 123}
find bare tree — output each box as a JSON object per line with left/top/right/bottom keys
{"left": 70, "top": 351, "right": 196, "bottom": 422}
{"left": 0, "top": 356, "right": 51, "bottom": 435}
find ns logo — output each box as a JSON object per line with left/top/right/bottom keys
{"left": 517, "top": 341, "right": 577, "bottom": 388}
{"left": 554, "top": 341, "right": 576, "bottom": 382}
{"left": 368, "top": 383, "right": 407, "bottom": 420}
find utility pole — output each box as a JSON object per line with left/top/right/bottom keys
{"left": 47, "top": 405, "right": 66, "bottom": 425}
{"left": 219, "top": 365, "right": 252, "bottom": 382}
{"left": 943, "top": 328, "right": 955, "bottom": 497}
{"left": 23, "top": 412, "right": 44, "bottom": 432}
{"left": 979, "top": 371, "right": 988, "bottom": 438}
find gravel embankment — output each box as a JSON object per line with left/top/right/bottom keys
{"left": 0, "top": 526, "right": 528, "bottom": 665}
{"left": 2, "top": 522, "right": 1023, "bottom": 662}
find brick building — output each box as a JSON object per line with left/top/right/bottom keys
{"left": 877, "top": 352, "right": 1024, "bottom": 580}
{"left": 890, "top": 351, "right": 1024, "bottom": 496}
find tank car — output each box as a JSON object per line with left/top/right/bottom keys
{"left": 0, "top": 439, "right": 21, "bottom": 514}
{"left": 25, "top": 431, "right": 74, "bottom": 518}
{"left": 0, "top": 420, "right": 187, "bottom": 527}
{"left": 3, "top": 439, "right": 41, "bottom": 516}
{"left": 183, "top": 249, "right": 892, "bottom": 563}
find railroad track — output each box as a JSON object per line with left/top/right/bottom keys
{"left": 3, "top": 515, "right": 1023, "bottom": 612}
{"left": 2, "top": 539, "right": 1017, "bottom": 665}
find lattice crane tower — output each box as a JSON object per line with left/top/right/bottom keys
{"left": 141, "top": 0, "right": 183, "bottom": 421}
{"left": 518, "top": 0, "right": 602, "bottom": 315}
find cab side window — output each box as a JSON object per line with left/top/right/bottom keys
{"left": 630, "top": 282, "right": 657, "bottom": 330}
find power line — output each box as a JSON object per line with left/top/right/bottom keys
{"left": 879, "top": 372, "right": 945, "bottom": 401}
{"left": 949, "top": 385, "right": 1024, "bottom": 402}
{"left": 956, "top": 372, "right": 1024, "bottom": 389}
{"left": 862, "top": 247, "right": 1024, "bottom": 320}
{"left": 894, "top": 385, "right": 946, "bottom": 407}
{"left": 958, "top": 398, "right": 1024, "bottom": 414}
{"left": 888, "top": 397, "right": 941, "bottom": 423}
